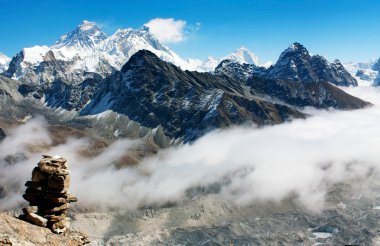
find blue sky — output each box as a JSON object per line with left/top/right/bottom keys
{"left": 0, "top": 0, "right": 379, "bottom": 63}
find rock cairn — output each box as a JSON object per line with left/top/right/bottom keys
{"left": 21, "top": 155, "right": 77, "bottom": 233}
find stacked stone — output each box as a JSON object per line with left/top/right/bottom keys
{"left": 21, "top": 155, "right": 77, "bottom": 234}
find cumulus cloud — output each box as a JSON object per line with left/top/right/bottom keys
{"left": 144, "top": 18, "right": 191, "bottom": 43}
{"left": 1, "top": 85, "right": 380, "bottom": 213}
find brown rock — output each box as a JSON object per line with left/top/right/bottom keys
{"left": 44, "top": 213, "right": 66, "bottom": 222}
{"left": 22, "top": 212, "right": 48, "bottom": 227}
{"left": 31, "top": 167, "right": 47, "bottom": 182}
{"left": 0, "top": 213, "right": 90, "bottom": 245}
{"left": 22, "top": 194, "right": 41, "bottom": 205}
{"left": 45, "top": 196, "right": 67, "bottom": 204}
{"left": 43, "top": 186, "right": 68, "bottom": 194}
{"left": 39, "top": 203, "right": 70, "bottom": 214}
{"left": 21, "top": 155, "right": 77, "bottom": 234}
{"left": 67, "top": 194, "right": 78, "bottom": 203}
{"left": 50, "top": 219, "right": 67, "bottom": 234}
{"left": 38, "top": 155, "right": 69, "bottom": 175}
{"left": 48, "top": 174, "right": 70, "bottom": 190}
{"left": 22, "top": 206, "right": 38, "bottom": 214}
{"left": 25, "top": 181, "right": 42, "bottom": 189}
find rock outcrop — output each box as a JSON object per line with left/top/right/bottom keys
{"left": 0, "top": 212, "right": 89, "bottom": 245}
{"left": 21, "top": 155, "right": 77, "bottom": 234}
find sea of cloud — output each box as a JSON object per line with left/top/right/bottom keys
{"left": 1, "top": 85, "right": 380, "bottom": 212}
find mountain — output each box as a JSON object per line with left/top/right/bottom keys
{"left": 3, "top": 21, "right": 112, "bottom": 85}
{"left": 80, "top": 50, "right": 305, "bottom": 141}
{"left": 214, "top": 59, "right": 267, "bottom": 81}
{"left": 195, "top": 47, "right": 270, "bottom": 72}
{"left": 215, "top": 61, "right": 368, "bottom": 110}
{"left": 344, "top": 61, "right": 378, "bottom": 84}
{"left": 2, "top": 21, "right": 195, "bottom": 85}
{"left": 12, "top": 49, "right": 369, "bottom": 141}
{"left": 216, "top": 42, "right": 358, "bottom": 87}
{"left": 52, "top": 20, "right": 107, "bottom": 49}
{"left": 267, "top": 43, "right": 357, "bottom": 86}
{"left": 2, "top": 20, "right": 271, "bottom": 82}
{"left": 224, "top": 46, "right": 260, "bottom": 65}
{"left": 372, "top": 59, "right": 380, "bottom": 85}
{"left": 0, "top": 53, "right": 10, "bottom": 73}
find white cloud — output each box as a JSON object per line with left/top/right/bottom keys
{"left": 2, "top": 85, "right": 380, "bottom": 213}
{"left": 144, "top": 18, "right": 188, "bottom": 43}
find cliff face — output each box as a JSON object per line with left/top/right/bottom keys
{"left": 0, "top": 213, "right": 89, "bottom": 245}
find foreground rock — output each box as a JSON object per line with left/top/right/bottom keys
{"left": 21, "top": 155, "right": 78, "bottom": 234}
{"left": 0, "top": 212, "right": 89, "bottom": 245}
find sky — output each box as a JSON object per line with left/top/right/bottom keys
{"left": 0, "top": 0, "right": 379, "bottom": 63}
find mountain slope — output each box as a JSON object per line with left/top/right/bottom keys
{"left": 80, "top": 50, "right": 305, "bottom": 141}
{"left": 215, "top": 61, "right": 368, "bottom": 110}
{"left": 247, "top": 76, "right": 369, "bottom": 109}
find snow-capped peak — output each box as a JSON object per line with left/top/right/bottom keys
{"left": 79, "top": 20, "right": 98, "bottom": 31}
{"left": 52, "top": 20, "right": 107, "bottom": 50}
{"left": 281, "top": 42, "right": 309, "bottom": 56}
{"left": 0, "top": 52, "right": 10, "bottom": 64}
{"left": 225, "top": 46, "right": 260, "bottom": 65}
{"left": 0, "top": 52, "right": 10, "bottom": 73}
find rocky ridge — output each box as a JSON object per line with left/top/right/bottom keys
{"left": 216, "top": 42, "right": 358, "bottom": 87}
{"left": 80, "top": 50, "right": 305, "bottom": 141}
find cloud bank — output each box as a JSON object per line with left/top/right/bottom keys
{"left": 1, "top": 85, "right": 380, "bottom": 213}
{"left": 144, "top": 18, "right": 191, "bottom": 43}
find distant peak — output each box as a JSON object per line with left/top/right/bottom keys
{"left": 332, "top": 59, "right": 343, "bottom": 66}
{"left": 237, "top": 46, "right": 248, "bottom": 51}
{"left": 52, "top": 20, "right": 107, "bottom": 49}
{"left": 79, "top": 20, "right": 98, "bottom": 31}
{"left": 278, "top": 42, "right": 309, "bottom": 58}
{"left": 289, "top": 42, "right": 304, "bottom": 50}
{"left": 141, "top": 25, "right": 150, "bottom": 32}
{"left": 0, "top": 52, "right": 9, "bottom": 59}
{"left": 225, "top": 46, "right": 260, "bottom": 65}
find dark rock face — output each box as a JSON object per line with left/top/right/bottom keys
{"left": 81, "top": 50, "right": 304, "bottom": 141}
{"left": 19, "top": 77, "right": 101, "bottom": 111}
{"left": 216, "top": 43, "right": 358, "bottom": 87}
{"left": 372, "top": 59, "right": 380, "bottom": 72}
{"left": 215, "top": 60, "right": 257, "bottom": 81}
{"left": 0, "top": 127, "right": 5, "bottom": 142}
{"left": 2, "top": 51, "right": 24, "bottom": 79}
{"left": 356, "top": 70, "right": 372, "bottom": 81}
{"left": 373, "top": 59, "right": 380, "bottom": 86}
{"left": 248, "top": 76, "right": 369, "bottom": 110}
{"left": 215, "top": 54, "right": 367, "bottom": 110}
{"left": 267, "top": 43, "right": 357, "bottom": 86}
